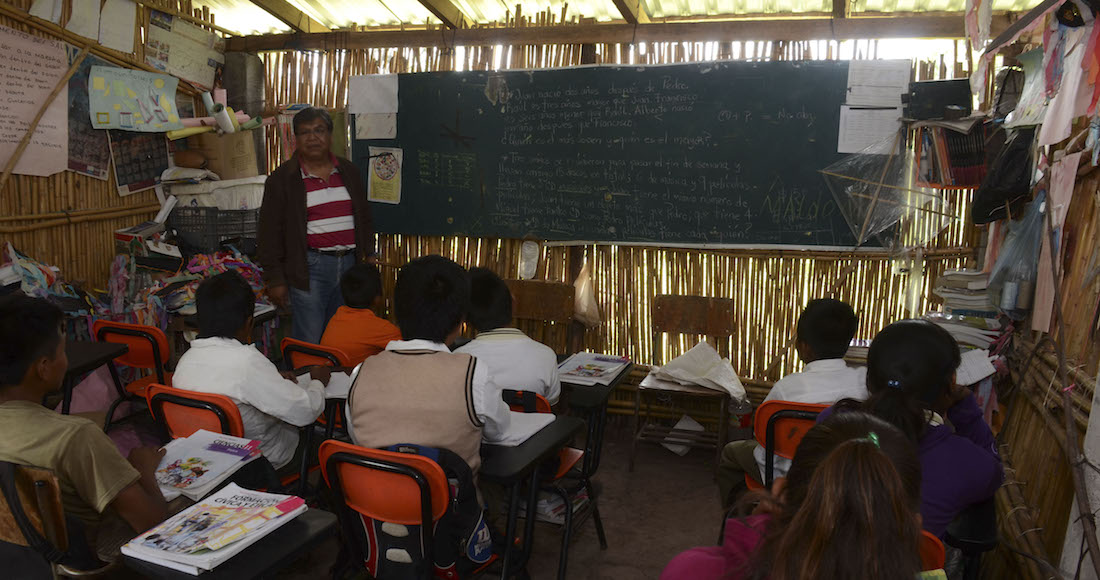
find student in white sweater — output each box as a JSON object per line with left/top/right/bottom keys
{"left": 716, "top": 298, "right": 868, "bottom": 510}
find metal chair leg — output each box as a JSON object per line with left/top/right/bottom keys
{"left": 552, "top": 486, "right": 571, "bottom": 580}
{"left": 586, "top": 479, "right": 608, "bottom": 549}
{"left": 629, "top": 388, "right": 642, "bottom": 472}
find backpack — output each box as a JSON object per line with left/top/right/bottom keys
{"left": 349, "top": 445, "right": 493, "bottom": 580}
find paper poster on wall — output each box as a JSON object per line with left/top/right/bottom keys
{"left": 68, "top": 50, "right": 113, "bottom": 180}
{"left": 145, "top": 10, "right": 225, "bottom": 91}
{"left": 28, "top": 0, "right": 62, "bottom": 23}
{"left": 1006, "top": 48, "right": 1047, "bottom": 128}
{"left": 349, "top": 75, "right": 398, "bottom": 114}
{"left": 367, "top": 146, "right": 402, "bottom": 204}
{"left": 99, "top": 0, "right": 138, "bottom": 54}
{"left": 846, "top": 60, "right": 911, "bottom": 107}
{"left": 837, "top": 105, "right": 902, "bottom": 153}
{"left": 66, "top": 0, "right": 101, "bottom": 40}
{"left": 0, "top": 24, "right": 68, "bottom": 177}
{"left": 355, "top": 113, "right": 397, "bottom": 139}
{"left": 109, "top": 130, "right": 169, "bottom": 195}
{"left": 89, "top": 66, "right": 184, "bottom": 132}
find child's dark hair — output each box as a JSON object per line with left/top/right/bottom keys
{"left": 796, "top": 298, "right": 858, "bottom": 359}
{"left": 196, "top": 270, "right": 255, "bottom": 339}
{"left": 340, "top": 264, "right": 384, "bottom": 309}
{"left": 394, "top": 255, "right": 469, "bottom": 342}
{"left": 746, "top": 412, "right": 923, "bottom": 580}
{"left": 0, "top": 294, "right": 64, "bottom": 389}
{"left": 467, "top": 267, "right": 512, "bottom": 332}
{"left": 837, "top": 319, "right": 961, "bottom": 443}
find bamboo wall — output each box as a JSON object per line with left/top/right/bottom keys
{"left": 261, "top": 41, "right": 978, "bottom": 380}
{"left": 0, "top": 0, "right": 219, "bottom": 288}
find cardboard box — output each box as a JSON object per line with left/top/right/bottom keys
{"left": 187, "top": 132, "right": 260, "bottom": 180}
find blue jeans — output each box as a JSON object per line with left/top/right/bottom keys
{"left": 289, "top": 251, "right": 355, "bottom": 344}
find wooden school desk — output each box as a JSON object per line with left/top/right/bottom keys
{"left": 59, "top": 340, "right": 129, "bottom": 414}
{"left": 481, "top": 416, "right": 585, "bottom": 580}
{"left": 558, "top": 357, "right": 633, "bottom": 483}
{"left": 122, "top": 509, "right": 338, "bottom": 579}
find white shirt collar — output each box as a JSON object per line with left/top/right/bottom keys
{"left": 802, "top": 358, "right": 851, "bottom": 372}
{"left": 190, "top": 336, "right": 247, "bottom": 348}
{"left": 385, "top": 339, "right": 450, "bottom": 353}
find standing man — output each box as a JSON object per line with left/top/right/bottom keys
{"left": 258, "top": 107, "right": 376, "bottom": 343}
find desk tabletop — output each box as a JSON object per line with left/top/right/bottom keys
{"left": 480, "top": 416, "right": 584, "bottom": 484}
{"left": 122, "top": 509, "right": 337, "bottom": 579}
{"left": 65, "top": 340, "right": 128, "bottom": 376}
{"left": 558, "top": 356, "right": 634, "bottom": 410}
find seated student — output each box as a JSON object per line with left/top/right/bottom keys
{"left": 456, "top": 268, "right": 561, "bottom": 405}
{"left": 662, "top": 412, "right": 934, "bottom": 580}
{"left": 717, "top": 298, "right": 867, "bottom": 509}
{"left": 0, "top": 295, "right": 167, "bottom": 560}
{"left": 346, "top": 255, "right": 511, "bottom": 477}
{"left": 827, "top": 319, "right": 1003, "bottom": 538}
{"left": 174, "top": 271, "right": 328, "bottom": 473}
{"left": 320, "top": 263, "right": 402, "bottom": 365}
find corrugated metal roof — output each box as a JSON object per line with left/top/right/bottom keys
{"left": 199, "top": 0, "right": 1043, "bottom": 36}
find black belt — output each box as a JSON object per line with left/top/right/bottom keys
{"left": 309, "top": 247, "right": 356, "bottom": 257}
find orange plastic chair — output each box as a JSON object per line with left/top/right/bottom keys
{"left": 92, "top": 320, "right": 173, "bottom": 431}
{"left": 145, "top": 383, "right": 310, "bottom": 492}
{"left": 920, "top": 530, "right": 947, "bottom": 571}
{"left": 747, "top": 400, "right": 829, "bottom": 489}
{"left": 280, "top": 338, "right": 353, "bottom": 371}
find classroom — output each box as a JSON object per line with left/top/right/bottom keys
{"left": 0, "top": 0, "right": 1094, "bottom": 577}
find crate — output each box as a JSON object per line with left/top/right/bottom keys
{"left": 167, "top": 206, "right": 259, "bottom": 254}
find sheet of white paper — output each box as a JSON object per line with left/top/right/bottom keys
{"left": 296, "top": 371, "right": 353, "bottom": 399}
{"left": 1006, "top": 48, "right": 1046, "bottom": 128}
{"left": 28, "top": 0, "right": 62, "bottom": 23}
{"left": 652, "top": 341, "right": 745, "bottom": 401}
{"left": 955, "top": 349, "right": 997, "bottom": 386}
{"left": 98, "top": 0, "right": 137, "bottom": 53}
{"left": 661, "top": 415, "right": 704, "bottom": 456}
{"left": 0, "top": 25, "right": 68, "bottom": 177}
{"left": 355, "top": 113, "right": 397, "bottom": 139}
{"left": 492, "top": 412, "right": 555, "bottom": 447}
{"left": 1039, "top": 29, "right": 1088, "bottom": 146}
{"left": 349, "top": 74, "right": 398, "bottom": 114}
{"left": 846, "top": 59, "right": 911, "bottom": 107}
{"left": 837, "top": 105, "right": 902, "bottom": 154}
{"left": 1033, "top": 152, "right": 1081, "bottom": 331}
{"left": 65, "top": 0, "right": 101, "bottom": 40}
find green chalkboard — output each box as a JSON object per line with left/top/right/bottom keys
{"left": 355, "top": 60, "right": 860, "bottom": 246}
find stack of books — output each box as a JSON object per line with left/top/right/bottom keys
{"left": 519, "top": 488, "right": 590, "bottom": 525}
{"left": 156, "top": 430, "right": 262, "bottom": 502}
{"left": 558, "top": 353, "right": 630, "bottom": 386}
{"left": 122, "top": 484, "right": 307, "bottom": 575}
{"left": 924, "top": 311, "right": 1003, "bottom": 349}
{"left": 933, "top": 269, "right": 996, "bottom": 318}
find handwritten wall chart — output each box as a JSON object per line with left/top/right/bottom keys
{"left": 109, "top": 130, "right": 168, "bottom": 195}
{"left": 0, "top": 24, "right": 68, "bottom": 177}
{"left": 145, "top": 10, "right": 224, "bottom": 91}
{"left": 89, "top": 66, "right": 184, "bottom": 132}
{"left": 68, "top": 50, "right": 113, "bottom": 180}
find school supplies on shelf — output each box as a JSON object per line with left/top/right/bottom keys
{"left": 122, "top": 484, "right": 307, "bottom": 575}
{"left": 557, "top": 352, "right": 630, "bottom": 386}
{"left": 155, "top": 429, "right": 262, "bottom": 501}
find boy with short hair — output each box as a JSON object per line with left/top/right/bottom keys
{"left": 717, "top": 298, "right": 867, "bottom": 509}
{"left": 0, "top": 294, "right": 168, "bottom": 558}
{"left": 320, "top": 263, "right": 402, "bottom": 364}
{"left": 456, "top": 268, "right": 561, "bottom": 405}
{"left": 347, "top": 255, "right": 511, "bottom": 477}
{"left": 173, "top": 271, "right": 328, "bottom": 473}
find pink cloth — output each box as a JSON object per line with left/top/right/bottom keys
{"left": 661, "top": 514, "right": 770, "bottom": 580}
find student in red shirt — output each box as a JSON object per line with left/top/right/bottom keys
{"left": 320, "top": 263, "right": 402, "bottom": 364}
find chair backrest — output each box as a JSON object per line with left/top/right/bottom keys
{"left": 919, "top": 530, "right": 946, "bottom": 571}
{"left": 146, "top": 384, "right": 245, "bottom": 438}
{"left": 92, "top": 320, "right": 170, "bottom": 380}
{"left": 281, "top": 337, "right": 353, "bottom": 371}
{"left": 501, "top": 389, "right": 553, "bottom": 414}
{"left": 319, "top": 440, "right": 449, "bottom": 526}
{"left": 753, "top": 400, "right": 828, "bottom": 487}
{"left": 503, "top": 279, "right": 574, "bottom": 354}
{"left": 0, "top": 463, "right": 66, "bottom": 553}
{"left": 651, "top": 295, "right": 736, "bottom": 364}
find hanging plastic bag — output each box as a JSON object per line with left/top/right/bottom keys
{"left": 988, "top": 190, "right": 1045, "bottom": 318}
{"left": 573, "top": 261, "right": 601, "bottom": 328}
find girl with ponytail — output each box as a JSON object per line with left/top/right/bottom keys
{"left": 662, "top": 412, "right": 929, "bottom": 580}
{"left": 829, "top": 319, "right": 1002, "bottom": 537}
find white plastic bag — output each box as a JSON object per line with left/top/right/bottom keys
{"left": 573, "top": 261, "right": 600, "bottom": 328}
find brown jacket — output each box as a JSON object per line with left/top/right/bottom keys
{"left": 257, "top": 155, "right": 375, "bottom": 291}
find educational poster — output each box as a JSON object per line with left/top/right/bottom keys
{"left": 109, "top": 130, "right": 169, "bottom": 196}
{"left": 145, "top": 10, "right": 225, "bottom": 91}
{"left": 68, "top": 51, "right": 114, "bottom": 180}
{"left": 0, "top": 25, "right": 68, "bottom": 177}
{"left": 98, "top": 0, "right": 138, "bottom": 54}
{"left": 349, "top": 75, "right": 398, "bottom": 114}
{"left": 367, "top": 146, "right": 402, "bottom": 204}
{"left": 355, "top": 113, "right": 397, "bottom": 139}
{"left": 88, "top": 66, "right": 184, "bottom": 132}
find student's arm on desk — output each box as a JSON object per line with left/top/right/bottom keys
{"left": 245, "top": 352, "right": 327, "bottom": 427}
{"left": 113, "top": 447, "right": 169, "bottom": 533}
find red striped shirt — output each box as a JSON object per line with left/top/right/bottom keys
{"left": 302, "top": 162, "right": 355, "bottom": 250}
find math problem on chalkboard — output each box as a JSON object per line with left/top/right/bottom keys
{"left": 355, "top": 60, "right": 869, "bottom": 247}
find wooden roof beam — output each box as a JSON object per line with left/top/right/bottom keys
{"left": 249, "top": 0, "right": 328, "bottom": 33}
{"left": 418, "top": 0, "right": 468, "bottom": 28}
{"left": 612, "top": 0, "right": 651, "bottom": 24}
{"left": 227, "top": 14, "right": 1010, "bottom": 52}
{"left": 833, "top": 0, "right": 851, "bottom": 19}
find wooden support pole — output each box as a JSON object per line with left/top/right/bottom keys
{"left": 0, "top": 45, "right": 90, "bottom": 199}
